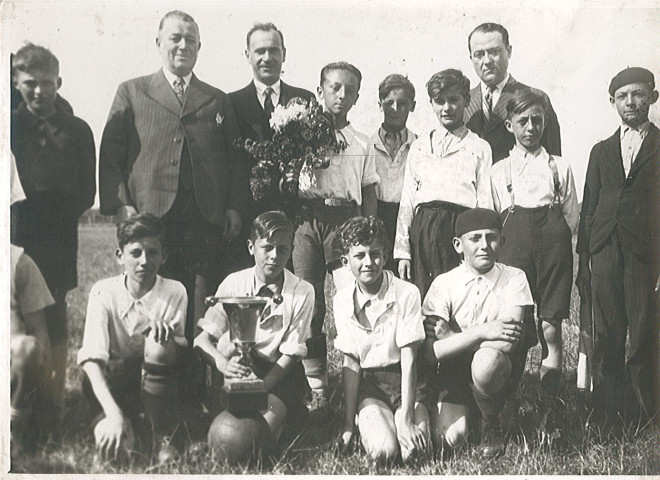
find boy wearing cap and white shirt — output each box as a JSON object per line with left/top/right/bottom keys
{"left": 422, "top": 208, "right": 533, "bottom": 459}
{"left": 576, "top": 67, "right": 659, "bottom": 423}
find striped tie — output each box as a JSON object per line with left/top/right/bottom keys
{"left": 484, "top": 86, "right": 495, "bottom": 121}
{"left": 173, "top": 76, "right": 185, "bottom": 105}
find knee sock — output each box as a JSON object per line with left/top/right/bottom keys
{"left": 306, "top": 373, "right": 327, "bottom": 394}
{"left": 539, "top": 366, "right": 562, "bottom": 399}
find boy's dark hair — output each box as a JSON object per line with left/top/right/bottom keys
{"left": 506, "top": 89, "right": 548, "bottom": 119}
{"left": 378, "top": 74, "right": 415, "bottom": 101}
{"left": 320, "top": 62, "right": 362, "bottom": 88}
{"left": 426, "top": 69, "right": 470, "bottom": 102}
{"left": 250, "top": 211, "right": 294, "bottom": 242}
{"left": 468, "top": 22, "right": 510, "bottom": 54}
{"left": 246, "top": 22, "right": 285, "bottom": 50}
{"left": 336, "top": 216, "right": 389, "bottom": 255}
{"left": 158, "top": 10, "right": 199, "bottom": 34}
{"left": 116, "top": 213, "right": 166, "bottom": 250}
{"left": 12, "top": 43, "right": 59, "bottom": 77}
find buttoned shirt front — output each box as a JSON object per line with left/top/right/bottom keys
{"left": 162, "top": 68, "right": 193, "bottom": 96}
{"left": 620, "top": 120, "right": 649, "bottom": 177}
{"left": 423, "top": 262, "right": 533, "bottom": 332}
{"left": 480, "top": 74, "right": 510, "bottom": 112}
{"left": 298, "top": 124, "right": 380, "bottom": 205}
{"left": 368, "top": 127, "right": 417, "bottom": 203}
{"left": 197, "top": 267, "right": 314, "bottom": 362}
{"left": 254, "top": 79, "right": 281, "bottom": 109}
{"left": 491, "top": 145, "right": 579, "bottom": 233}
{"left": 393, "top": 127, "right": 493, "bottom": 260}
{"left": 334, "top": 271, "right": 425, "bottom": 369}
{"left": 77, "top": 274, "right": 187, "bottom": 365}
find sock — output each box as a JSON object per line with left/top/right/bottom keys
{"left": 540, "top": 366, "right": 562, "bottom": 399}
{"left": 307, "top": 373, "right": 327, "bottom": 394}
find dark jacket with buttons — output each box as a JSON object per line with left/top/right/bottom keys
{"left": 577, "top": 123, "right": 660, "bottom": 260}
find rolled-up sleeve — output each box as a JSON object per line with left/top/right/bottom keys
{"left": 395, "top": 285, "right": 425, "bottom": 348}
{"left": 279, "top": 281, "right": 314, "bottom": 357}
{"left": 502, "top": 269, "right": 534, "bottom": 307}
{"left": 333, "top": 294, "right": 360, "bottom": 359}
{"left": 77, "top": 283, "right": 111, "bottom": 365}
{"left": 196, "top": 281, "right": 232, "bottom": 339}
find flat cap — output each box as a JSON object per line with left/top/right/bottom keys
{"left": 609, "top": 67, "right": 655, "bottom": 96}
{"left": 455, "top": 208, "right": 502, "bottom": 237}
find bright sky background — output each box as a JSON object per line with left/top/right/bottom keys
{"left": 2, "top": 0, "right": 659, "bottom": 204}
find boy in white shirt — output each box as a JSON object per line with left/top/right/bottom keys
{"left": 293, "top": 62, "right": 380, "bottom": 420}
{"left": 195, "top": 211, "right": 314, "bottom": 441}
{"left": 490, "top": 89, "right": 578, "bottom": 406}
{"left": 422, "top": 208, "right": 533, "bottom": 459}
{"left": 334, "top": 216, "right": 429, "bottom": 464}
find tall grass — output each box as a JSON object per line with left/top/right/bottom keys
{"left": 11, "top": 225, "right": 659, "bottom": 474}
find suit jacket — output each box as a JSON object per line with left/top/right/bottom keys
{"left": 577, "top": 123, "right": 660, "bottom": 260}
{"left": 229, "top": 80, "right": 315, "bottom": 142}
{"left": 464, "top": 75, "right": 561, "bottom": 163}
{"left": 99, "top": 70, "right": 249, "bottom": 224}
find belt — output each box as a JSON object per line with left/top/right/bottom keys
{"left": 304, "top": 198, "right": 355, "bottom": 208}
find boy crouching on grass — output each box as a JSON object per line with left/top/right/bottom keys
{"left": 194, "top": 211, "right": 314, "bottom": 442}
{"left": 334, "top": 216, "right": 430, "bottom": 464}
{"left": 422, "top": 208, "right": 533, "bottom": 459}
{"left": 78, "top": 214, "right": 187, "bottom": 464}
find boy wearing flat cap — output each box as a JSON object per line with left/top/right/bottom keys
{"left": 576, "top": 67, "right": 659, "bottom": 424}
{"left": 422, "top": 208, "right": 533, "bottom": 459}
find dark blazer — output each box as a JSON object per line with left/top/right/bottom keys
{"left": 464, "top": 75, "right": 561, "bottom": 163}
{"left": 99, "top": 70, "right": 249, "bottom": 224}
{"left": 577, "top": 123, "right": 660, "bottom": 260}
{"left": 229, "top": 80, "right": 315, "bottom": 142}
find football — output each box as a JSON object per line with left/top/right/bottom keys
{"left": 207, "top": 410, "right": 272, "bottom": 463}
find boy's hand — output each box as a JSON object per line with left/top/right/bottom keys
{"left": 477, "top": 317, "right": 523, "bottom": 352}
{"left": 397, "top": 420, "right": 428, "bottom": 453}
{"left": 336, "top": 428, "right": 354, "bottom": 454}
{"left": 144, "top": 299, "right": 183, "bottom": 344}
{"left": 95, "top": 414, "right": 133, "bottom": 460}
{"left": 219, "top": 355, "right": 251, "bottom": 379}
{"left": 398, "top": 259, "right": 411, "bottom": 281}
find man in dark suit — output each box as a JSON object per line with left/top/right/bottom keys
{"left": 99, "top": 10, "right": 249, "bottom": 346}
{"left": 576, "top": 67, "right": 659, "bottom": 423}
{"left": 464, "top": 23, "right": 561, "bottom": 163}
{"left": 228, "top": 22, "right": 315, "bottom": 271}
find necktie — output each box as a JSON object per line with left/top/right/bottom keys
{"left": 484, "top": 86, "right": 495, "bottom": 121}
{"left": 257, "top": 285, "right": 274, "bottom": 319}
{"left": 263, "top": 87, "right": 275, "bottom": 118}
{"left": 173, "top": 76, "right": 185, "bottom": 105}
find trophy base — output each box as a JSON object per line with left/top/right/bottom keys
{"left": 223, "top": 377, "right": 268, "bottom": 412}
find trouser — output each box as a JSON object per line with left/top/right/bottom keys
{"left": 376, "top": 200, "right": 400, "bottom": 276}
{"left": 292, "top": 200, "right": 357, "bottom": 380}
{"left": 590, "top": 231, "right": 657, "bottom": 418}
{"left": 410, "top": 201, "right": 468, "bottom": 299}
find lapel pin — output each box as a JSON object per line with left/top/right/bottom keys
{"left": 215, "top": 113, "right": 224, "bottom": 126}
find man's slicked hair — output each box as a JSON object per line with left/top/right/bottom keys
{"left": 246, "top": 22, "right": 285, "bottom": 50}
{"left": 468, "top": 22, "right": 510, "bottom": 54}
{"left": 320, "top": 61, "right": 362, "bottom": 88}
{"left": 12, "top": 42, "right": 59, "bottom": 77}
{"left": 158, "top": 10, "right": 199, "bottom": 35}
{"left": 378, "top": 74, "right": 415, "bottom": 101}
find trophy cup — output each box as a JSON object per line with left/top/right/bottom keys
{"left": 205, "top": 295, "right": 282, "bottom": 412}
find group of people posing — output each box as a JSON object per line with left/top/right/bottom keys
{"left": 9, "top": 9, "right": 659, "bottom": 469}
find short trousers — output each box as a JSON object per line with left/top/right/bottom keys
{"left": 357, "top": 363, "right": 403, "bottom": 411}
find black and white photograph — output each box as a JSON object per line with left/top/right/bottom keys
{"left": 2, "top": 0, "right": 659, "bottom": 475}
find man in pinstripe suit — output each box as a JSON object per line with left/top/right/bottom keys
{"left": 99, "top": 10, "right": 249, "bottom": 349}
{"left": 463, "top": 23, "right": 561, "bottom": 163}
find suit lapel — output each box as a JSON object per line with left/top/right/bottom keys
{"left": 629, "top": 123, "right": 660, "bottom": 176}
{"left": 147, "top": 70, "right": 183, "bottom": 116}
{"left": 181, "top": 75, "right": 214, "bottom": 117}
{"left": 603, "top": 129, "right": 626, "bottom": 182}
{"left": 280, "top": 81, "right": 291, "bottom": 106}
{"left": 235, "top": 82, "right": 269, "bottom": 139}
{"left": 483, "top": 77, "right": 514, "bottom": 135}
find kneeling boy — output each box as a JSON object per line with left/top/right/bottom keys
{"left": 422, "top": 208, "right": 533, "bottom": 458}
{"left": 195, "top": 211, "right": 314, "bottom": 441}
{"left": 78, "top": 214, "right": 187, "bottom": 463}
{"left": 335, "top": 216, "right": 429, "bottom": 464}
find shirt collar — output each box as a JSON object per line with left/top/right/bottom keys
{"left": 254, "top": 78, "right": 281, "bottom": 98}
{"left": 252, "top": 266, "right": 284, "bottom": 296}
{"left": 620, "top": 120, "right": 650, "bottom": 138}
{"left": 117, "top": 274, "right": 162, "bottom": 319}
{"left": 162, "top": 68, "right": 193, "bottom": 91}
{"left": 353, "top": 270, "right": 394, "bottom": 311}
{"left": 511, "top": 144, "right": 546, "bottom": 160}
{"left": 337, "top": 123, "right": 356, "bottom": 146}
{"left": 434, "top": 123, "right": 468, "bottom": 141}
{"left": 481, "top": 73, "right": 509, "bottom": 94}
{"left": 457, "top": 262, "right": 501, "bottom": 291}
{"left": 20, "top": 102, "right": 60, "bottom": 128}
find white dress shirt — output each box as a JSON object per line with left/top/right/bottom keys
{"left": 368, "top": 127, "right": 418, "bottom": 203}
{"left": 620, "top": 120, "right": 649, "bottom": 177}
{"left": 254, "top": 79, "right": 281, "bottom": 109}
{"left": 491, "top": 145, "right": 579, "bottom": 234}
{"left": 162, "top": 68, "right": 192, "bottom": 95}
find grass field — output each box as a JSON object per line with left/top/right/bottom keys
{"left": 11, "top": 224, "right": 660, "bottom": 474}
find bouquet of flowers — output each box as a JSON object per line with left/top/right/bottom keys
{"left": 234, "top": 97, "right": 346, "bottom": 201}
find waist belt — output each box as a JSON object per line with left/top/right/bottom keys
{"left": 303, "top": 198, "right": 355, "bottom": 208}
{"left": 415, "top": 200, "right": 466, "bottom": 214}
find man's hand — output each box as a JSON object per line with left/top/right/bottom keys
{"left": 115, "top": 205, "right": 138, "bottom": 225}
{"left": 398, "top": 259, "right": 411, "bottom": 281}
{"left": 217, "top": 354, "right": 251, "bottom": 379}
{"left": 94, "top": 414, "right": 133, "bottom": 460}
{"left": 576, "top": 257, "right": 592, "bottom": 300}
{"left": 223, "top": 209, "right": 242, "bottom": 241}
{"left": 397, "top": 420, "right": 428, "bottom": 454}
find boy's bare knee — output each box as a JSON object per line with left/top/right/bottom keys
{"left": 472, "top": 348, "right": 511, "bottom": 396}
{"left": 364, "top": 434, "right": 399, "bottom": 463}
{"left": 444, "top": 418, "right": 469, "bottom": 448}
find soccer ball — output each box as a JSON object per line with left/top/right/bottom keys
{"left": 207, "top": 410, "right": 272, "bottom": 463}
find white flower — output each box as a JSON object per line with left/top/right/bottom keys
{"left": 215, "top": 113, "right": 224, "bottom": 126}
{"left": 269, "top": 102, "right": 310, "bottom": 133}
